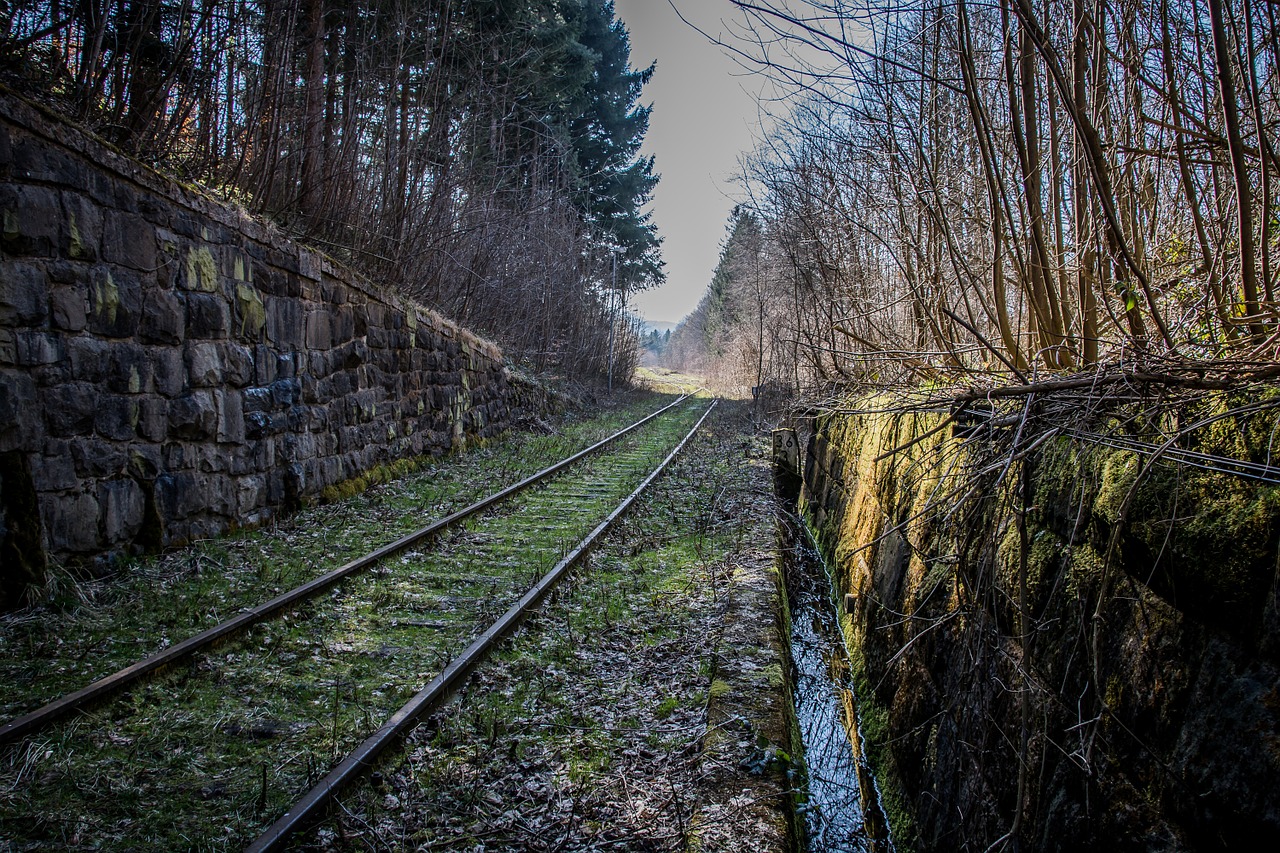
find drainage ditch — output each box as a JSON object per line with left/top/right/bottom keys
{"left": 780, "top": 518, "right": 893, "bottom": 852}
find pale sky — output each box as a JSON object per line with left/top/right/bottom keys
{"left": 612, "top": 0, "right": 766, "bottom": 325}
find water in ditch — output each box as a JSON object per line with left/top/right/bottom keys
{"left": 784, "top": 526, "right": 893, "bottom": 852}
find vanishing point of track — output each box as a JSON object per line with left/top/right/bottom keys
{"left": 0, "top": 394, "right": 716, "bottom": 850}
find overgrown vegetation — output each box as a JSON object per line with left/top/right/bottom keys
{"left": 667, "top": 0, "right": 1280, "bottom": 393}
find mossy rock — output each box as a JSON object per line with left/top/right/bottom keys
{"left": 1116, "top": 464, "right": 1280, "bottom": 631}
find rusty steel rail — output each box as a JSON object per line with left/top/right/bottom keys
{"left": 0, "top": 394, "right": 693, "bottom": 747}
{"left": 246, "top": 399, "right": 717, "bottom": 852}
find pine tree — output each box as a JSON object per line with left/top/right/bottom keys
{"left": 563, "top": 0, "right": 663, "bottom": 291}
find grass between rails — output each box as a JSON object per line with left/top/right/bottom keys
{"left": 0, "top": 390, "right": 676, "bottom": 722}
{"left": 299, "top": 401, "right": 787, "bottom": 852}
{"left": 0, "top": 391, "right": 707, "bottom": 850}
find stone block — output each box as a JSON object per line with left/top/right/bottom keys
{"left": 366, "top": 326, "right": 389, "bottom": 349}
{"left": 170, "top": 212, "right": 201, "bottom": 239}
{"left": 190, "top": 444, "right": 224, "bottom": 474}
{"left": 0, "top": 369, "right": 38, "bottom": 451}
{"left": 29, "top": 448, "right": 77, "bottom": 492}
{"left": 223, "top": 444, "right": 254, "bottom": 476}
{"left": 50, "top": 285, "right": 87, "bottom": 332}
{"left": 304, "top": 310, "right": 332, "bottom": 349}
{"left": 67, "top": 336, "right": 110, "bottom": 382}
{"left": 0, "top": 184, "right": 61, "bottom": 256}
{"left": 16, "top": 331, "right": 61, "bottom": 367}
{"left": 87, "top": 266, "right": 141, "bottom": 338}
{"left": 289, "top": 404, "right": 314, "bottom": 432}
{"left": 85, "top": 169, "right": 118, "bottom": 210}
{"left": 46, "top": 260, "right": 86, "bottom": 286}
{"left": 278, "top": 351, "right": 299, "bottom": 379}
{"left": 298, "top": 250, "right": 321, "bottom": 282}
{"left": 107, "top": 343, "right": 151, "bottom": 394}
{"left": 161, "top": 441, "right": 187, "bottom": 471}
{"left": 245, "top": 411, "right": 271, "bottom": 439}
{"left": 168, "top": 390, "right": 217, "bottom": 440}
{"left": 154, "top": 228, "right": 182, "bottom": 288}
{"left": 126, "top": 445, "right": 162, "bottom": 481}
{"left": 318, "top": 456, "right": 342, "bottom": 488}
{"left": 185, "top": 291, "right": 230, "bottom": 339}
{"left": 307, "top": 351, "right": 330, "bottom": 380}
{"left": 137, "top": 396, "right": 168, "bottom": 442}
{"left": 216, "top": 390, "right": 245, "bottom": 444}
{"left": 186, "top": 341, "right": 223, "bottom": 387}
{"left": 270, "top": 377, "right": 300, "bottom": 408}
{"left": 141, "top": 289, "right": 184, "bottom": 344}
{"left": 283, "top": 462, "right": 305, "bottom": 505}
{"left": 265, "top": 296, "right": 304, "bottom": 348}
{"left": 237, "top": 475, "right": 268, "bottom": 515}
{"left": 253, "top": 345, "right": 278, "bottom": 385}
{"left": 338, "top": 340, "right": 367, "bottom": 370}
{"left": 209, "top": 473, "right": 236, "bottom": 516}
{"left": 62, "top": 191, "right": 101, "bottom": 262}
{"left": 43, "top": 382, "right": 97, "bottom": 437}
{"left": 292, "top": 431, "right": 318, "bottom": 461}
{"left": 333, "top": 305, "right": 356, "bottom": 343}
{"left": 10, "top": 131, "right": 84, "bottom": 187}
{"left": 234, "top": 282, "right": 266, "bottom": 341}
{"left": 42, "top": 491, "right": 100, "bottom": 553}
{"left": 243, "top": 387, "right": 273, "bottom": 414}
{"left": 320, "top": 277, "right": 346, "bottom": 305}
{"left": 154, "top": 471, "right": 200, "bottom": 521}
{"left": 102, "top": 211, "right": 156, "bottom": 272}
{"left": 95, "top": 395, "right": 139, "bottom": 441}
{"left": 0, "top": 260, "right": 49, "bottom": 325}
{"left": 151, "top": 347, "right": 185, "bottom": 396}
{"left": 182, "top": 245, "right": 219, "bottom": 292}
{"left": 224, "top": 343, "right": 254, "bottom": 388}
{"left": 99, "top": 478, "right": 144, "bottom": 544}
{"left": 71, "top": 439, "right": 127, "bottom": 478}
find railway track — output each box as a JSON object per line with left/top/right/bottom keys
{"left": 0, "top": 394, "right": 714, "bottom": 850}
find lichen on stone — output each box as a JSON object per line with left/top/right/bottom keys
{"left": 185, "top": 246, "right": 218, "bottom": 292}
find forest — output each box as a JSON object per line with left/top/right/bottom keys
{"left": 0, "top": 0, "right": 661, "bottom": 378}
{"left": 670, "top": 0, "right": 1280, "bottom": 398}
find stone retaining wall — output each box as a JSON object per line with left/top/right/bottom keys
{"left": 0, "top": 90, "right": 551, "bottom": 603}
{"left": 798, "top": 406, "right": 1280, "bottom": 850}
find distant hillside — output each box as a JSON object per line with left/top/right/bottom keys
{"left": 639, "top": 320, "right": 679, "bottom": 334}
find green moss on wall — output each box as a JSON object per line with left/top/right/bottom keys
{"left": 185, "top": 246, "right": 218, "bottom": 292}
{"left": 801, "top": 388, "right": 1280, "bottom": 850}
{"left": 92, "top": 271, "right": 119, "bottom": 324}
{"left": 236, "top": 283, "right": 266, "bottom": 339}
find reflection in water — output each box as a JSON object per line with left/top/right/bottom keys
{"left": 785, "top": 533, "right": 892, "bottom": 853}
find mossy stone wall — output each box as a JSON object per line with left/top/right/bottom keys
{"left": 800, "top": 399, "right": 1280, "bottom": 851}
{"left": 0, "top": 91, "right": 553, "bottom": 603}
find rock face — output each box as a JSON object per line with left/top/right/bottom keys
{"left": 800, "top": 406, "right": 1280, "bottom": 852}
{"left": 0, "top": 91, "right": 551, "bottom": 602}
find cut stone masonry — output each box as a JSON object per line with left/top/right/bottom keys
{"left": 0, "top": 90, "right": 551, "bottom": 603}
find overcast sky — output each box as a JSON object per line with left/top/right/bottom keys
{"left": 612, "top": 0, "right": 767, "bottom": 326}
